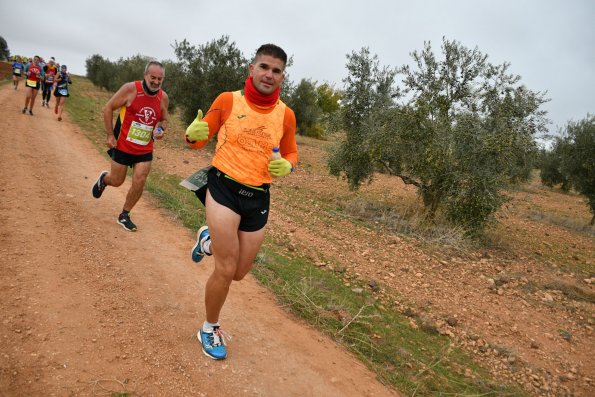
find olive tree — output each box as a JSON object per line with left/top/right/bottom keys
{"left": 285, "top": 78, "right": 322, "bottom": 137}
{"left": 85, "top": 54, "right": 118, "bottom": 91}
{"left": 328, "top": 47, "right": 398, "bottom": 190}
{"left": 172, "top": 36, "right": 248, "bottom": 124}
{"left": 316, "top": 83, "right": 342, "bottom": 115}
{"left": 542, "top": 116, "right": 595, "bottom": 224}
{"left": 539, "top": 144, "right": 571, "bottom": 191}
{"left": 329, "top": 38, "right": 549, "bottom": 234}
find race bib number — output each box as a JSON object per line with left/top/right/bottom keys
{"left": 46, "top": 75, "right": 54, "bottom": 83}
{"left": 14, "top": 68, "right": 21, "bottom": 75}
{"left": 126, "top": 121, "right": 153, "bottom": 145}
{"left": 26, "top": 79, "right": 37, "bottom": 88}
{"left": 58, "top": 88, "right": 68, "bottom": 96}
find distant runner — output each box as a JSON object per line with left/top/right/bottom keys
{"left": 91, "top": 61, "right": 169, "bottom": 232}
{"left": 53, "top": 65, "right": 72, "bottom": 121}
{"left": 22, "top": 55, "right": 43, "bottom": 115}
{"left": 42, "top": 57, "right": 58, "bottom": 108}
{"left": 11, "top": 57, "right": 25, "bottom": 90}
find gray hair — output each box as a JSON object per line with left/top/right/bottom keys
{"left": 144, "top": 60, "right": 165, "bottom": 74}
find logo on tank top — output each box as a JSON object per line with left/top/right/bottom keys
{"left": 136, "top": 107, "right": 157, "bottom": 125}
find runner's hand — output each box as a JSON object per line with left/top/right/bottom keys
{"left": 268, "top": 158, "right": 293, "bottom": 177}
{"left": 153, "top": 126, "right": 165, "bottom": 139}
{"left": 106, "top": 134, "right": 117, "bottom": 149}
{"left": 185, "top": 110, "right": 209, "bottom": 142}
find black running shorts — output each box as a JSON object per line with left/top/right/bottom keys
{"left": 108, "top": 148, "right": 153, "bottom": 167}
{"left": 198, "top": 167, "right": 270, "bottom": 232}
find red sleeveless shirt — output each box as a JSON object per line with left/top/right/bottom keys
{"left": 114, "top": 81, "right": 163, "bottom": 155}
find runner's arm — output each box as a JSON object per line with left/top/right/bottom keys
{"left": 185, "top": 92, "right": 232, "bottom": 150}
{"left": 279, "top": 108, "right": 298, "bottom": 170}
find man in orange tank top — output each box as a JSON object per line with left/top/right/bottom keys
{"left": 185, "top": 44, "right": 298, "bottom": 360}
{"left": 91, "top": 61, "right": 169, "bottom": 231}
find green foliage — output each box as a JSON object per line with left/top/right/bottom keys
{"left": 328, "top": 38, "right": 548, "bottom": 235}
{"left": 171, "top": 36, "right": 248, "bottom": 125}
{"left": 112, "top": 54, "right": 150, "bottom": 89}
{"left": 160, "top": 59, "right": 183, "bottom": 111}
{"left": 563, "top": 116, "right": 595, "bottom": 223}
{"left": 283, "top": 79, "right": 343, "bottom": 139}
{"left": 82, "top": 37, "right": 343, "bottom": 140}
{"left": 316, "top": 82, "right": 342, "bottom": 114}
{"left": 0, "top": 36, "right": 9, "bottom": 61}
{"left": 85, "top": 53, "right": 149, "bottom": 92}
{"left": 328, "top": 47, "right": 397, "bottom": 190}
{"left": 539, "top": 146, "right": 571, "bottom": 191}
{"left": 542, "top": 115, "right": 595, "bottom": 224}
{"left": 86, "top": 53, "right": 180, "bottom": 110}
{"left": 285, "top": 78, "right": 323, "bottom": 137}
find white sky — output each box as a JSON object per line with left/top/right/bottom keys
{"left": 1, "top": 0, "right": 593, "bottom": 134}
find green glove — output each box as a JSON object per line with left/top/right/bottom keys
{"left": 268, "top": 158, "right": 293, "bottom": 177}
{"left": 185, "top": 109, "right": 209, "bottom": 142}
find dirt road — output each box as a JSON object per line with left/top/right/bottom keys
{"left": 0, "top": 84, "right": 400, "bottom": 396}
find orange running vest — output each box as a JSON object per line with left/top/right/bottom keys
{"left": 212, "top": 90, "right": 286, "bottom": 185}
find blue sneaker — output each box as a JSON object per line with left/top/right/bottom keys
{"left": 198, "top": 326, "right": 227, "bottom": 360}
{"left": 191, "top": 225, "right": 211, "bottom": 263}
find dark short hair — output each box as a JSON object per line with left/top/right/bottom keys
{"left": 255, "top": 44, "right": 287, "bottom": 67}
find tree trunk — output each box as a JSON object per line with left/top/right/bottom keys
{"left": 421, "top": 185, "right": 441, "bottom": 219}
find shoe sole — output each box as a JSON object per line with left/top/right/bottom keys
{"left": 191, "top": 242, "right": 203, "bottom": 262}
{"left": 117, "top": 219, "right": 137, "bottom": 232}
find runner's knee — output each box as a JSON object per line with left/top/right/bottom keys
{"left": 233, "top": 269, "right": 250, "bottom": 281}
{"left": 109, "top": 174, "right": 126, "bottom": 187}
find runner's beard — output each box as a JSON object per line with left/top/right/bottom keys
{"left": 142, "top": 79, "right": 161, "bottom": 95}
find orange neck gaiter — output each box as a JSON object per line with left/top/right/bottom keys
{"left": 244, "top": 76, "right": 280, "bottom": 107}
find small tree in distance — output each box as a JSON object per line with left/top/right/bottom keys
{"left": 286, "top": 79, "right": 322, "bottom": 138}
{"left": 541, "top": 115, "right": 595, "bottom": 225}
{"left": 0, "top": 36, "right": 9, "bottom": 61}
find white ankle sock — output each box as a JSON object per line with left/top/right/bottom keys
{"left": 203, "top": 239, "right": 212, "bottom": 255}
{"left": 203, "top": 321, "right": 219, "bottom": 332}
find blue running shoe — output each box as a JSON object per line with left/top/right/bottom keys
{"left": 198, "top": 326, "right": 227, "bottom": 360}
{"left": 191, "top": 225, "right": 211, "bottom": 263}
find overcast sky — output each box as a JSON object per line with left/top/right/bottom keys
{"left": 2, "top": 0, "right": 593, "bottom": 134}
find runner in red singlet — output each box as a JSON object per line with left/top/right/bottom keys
{"left": 22, "top": 55, "right": 43, "bottom": 116}
{"left": 91, "top": 61, "right": 169, "bottom": 231}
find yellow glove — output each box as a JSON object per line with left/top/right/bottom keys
{"left": 268, "top": 158, "right": 293, "bottom": 177}
{"left": 185, "top": 110, "right": 209, "bottom": 142}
